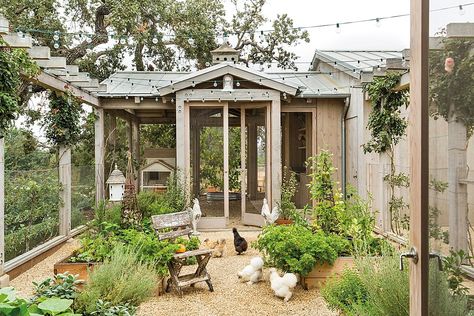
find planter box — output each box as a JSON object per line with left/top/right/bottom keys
{"left": 53, "top": 255, "right": 99, "bottom": 282}
{"left": 301, "top": 257, "right": 354, "bottom": 290}
{"left": 54, "top": 255, "right": 166, "bottom": 296}
{"left": 275, "top": 218, "right": 294, "bottom": 226}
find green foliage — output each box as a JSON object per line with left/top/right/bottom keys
{"left": 0, "top": 287, "right": 78, "bottom": 316}
{"left": 253, "top": 224, "right": 349, "bottom": 276}
{"left": 428, "top": 178, "right": 449, "bottom": 243}
{"left": 321, "top": 269, "right": 368, "bottom": 314}
{"left": 429, "top": 38, "right": 474, "bottom": 136}
{"left": 4, "top": 169, "right": 61, "bottom": 261}
{"left": 443, "top": 249, "right": 472, "bottom": 296}
{"left": 75, "top": 245, "right": 157, "bottom": 314}
{"left": 141, "top": 124, "right": 176, "bottom": 149}
{"left": 43, "top": 92, "right": 82, "bottom": 146}
{"left": 363, "top": 72, "right": 409, "bottom": 154}
{"left": 32, "top": 273, "right": 83, "bottom": 301}
{"left": 0, "top": 42, "right": 39, "bottom": 136}
{"left": 322, "top": 256, "right": 470, "bottom": 316}
{"left": 277, "top": 167, "right": 297, "bottom": 220}
{"left": 90, "top": 299, "right": 137, "bottom": 316}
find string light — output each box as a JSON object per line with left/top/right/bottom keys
{"left": 213, "top": 81, "right": 217, "bottom": 87}
{"left": 152, "top": 37, "right": 158, "bottom": 44}
{"left": 236, "top": 81, "right": 240, "bottom": 87}
{"left": 188, "top": 37, "right": 195, "bottom": 45}
{"left": 336, "top": 23, "right": 341, "bottom": 34}
{"left": 376, "top": 18, "right": 381, "bottom": 28}
{"left": 459, "top": 5, "right": 466, "bottom": 15}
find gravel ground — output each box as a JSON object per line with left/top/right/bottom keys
{"left": 10, "top": 238, "right": 81, "bottom": 298}
{"left": 137, "top": 230, "right": 336, "bottom": 316}
{"left": 8, "top": 230, "right": 335, "bottom": 316}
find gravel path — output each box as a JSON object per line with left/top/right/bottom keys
{"left": 137, "top": 230, "right": 336, "bottom": 316}
{"left": 9, "top": 230, "right": 335, "bottom": 316}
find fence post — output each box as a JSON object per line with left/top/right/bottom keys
{"left": 0, "top": 137, "right": 9, "bottom": 287}
{"left": 59, "top": 145, "right": 72, "bottom": 236}
{"left": 95, "top": 108, "right": 105, "bottom": 204}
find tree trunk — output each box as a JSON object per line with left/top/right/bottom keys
{"left": 447, "top": 112, "right": 468, "bottom": 252}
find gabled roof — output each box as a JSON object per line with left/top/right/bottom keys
{"left": 158, "top": 63, "right": 299, "bottom": 96}
{"left": 140, "top": 159, "right": 175, "bottom": 172}
{"left": 312, "top": 50, "right": 403, "bottom": 78}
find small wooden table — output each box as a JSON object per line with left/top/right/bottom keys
{"left": 152, "top": 211, "right": 214, "bottom": 297}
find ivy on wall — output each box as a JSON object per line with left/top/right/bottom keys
{"left": 43, "top": 91, "right": 83, "bottom": 147}
{"left": 363, "top": 72, "right": 410, "bottom": 235}
{"left": 0, "top": 41, "right": 39, "bottom": 137}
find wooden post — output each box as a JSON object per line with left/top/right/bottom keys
{"left": 109, "top": 114, "right": 117, "bottom": 149}
{"left": 176, "top": 98, "right": 186, "bottom": 175}
{"left": 223, "top": 103, "right": 229, "bottom": 220}
{"left": 192, "top": 125, "right": 201, "bottom": 198}
{"left": 271, "top": 97, "right": 281, "bottom": 208}
{"left": 132, "top": 120, "right": 141, "bottom": 190}
{"left": 95, "top": 108, "right": 105, "bottom": 204}
{"left": 409, "top": 0, "right": 429, "bottom": 314}
{"left": 240, "top": 107, "right": 247, "bottom": 216}
{"left": 126, "top": 119, "right": 133, "bottom": 153}
{"left": 0, "top": 137, "right": 9, "bottom": 287}
{"left": 266, "top": 104, "right": 272, "bottom": 207}
{"left": 58, "top": 146, "right": 72, "bottom": 236}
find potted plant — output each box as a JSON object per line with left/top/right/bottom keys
{"left": 275, "top": 167, "right": 298, "bottom": 225}
{"left": 253, "top": 224, "right": 350, "bottom": 279}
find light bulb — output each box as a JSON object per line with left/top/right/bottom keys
{"left": 192, "top": 81, "right": 196, "bottom": 87}
{"left": 53, "top": 43, "right": 60, "bottom": 49}
{"left": 259, "top": 31, "right": 265, "bottom": 41}
{"left": 283, "top": 93, "right": 287, "bottom": 100}
{"left": 236, "top": 81, "right": 240, "bottom": 87}
{"left": 120, "top": 38, "right": 126, "bottom": 45}
{"left": 376, "top": 18, "right": 381, "bottom": 28}
{"left": 53, "top": 34, "right": 59, "bottom": 41}
{"left": 459, "top": 5, "right": 466, "bottom": 16}
{"left": 188, "top": 37, "right": 195, "bottom": 45}
{"left": 317, "top": 89, "right": 321, "bottom": 95}
{"left": 152, "top": 37, "right": 158, "bottom": 44}
{"left": 18, "top": 31, "right": 24, "bottom": 38}
{"left": 86, "top": 36, "right": 92, "bottom": 43}
{"left": 205, "top": 62, "right": 210, "bottom": 67}
{"left": 213, "top": 81, "right": 217, "bottom": 87}
{"left": 336, "top": 23, "right": 341, "bottom": 34}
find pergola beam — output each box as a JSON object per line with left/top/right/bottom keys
{"left": 26, "top": 71, "right": 99, "bottom": 107}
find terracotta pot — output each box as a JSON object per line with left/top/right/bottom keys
{"left": 300, "top": 257, "right": 354, "bottom": 290}
{"left": 275, "top": 218, "right": 294, "bottom": 225}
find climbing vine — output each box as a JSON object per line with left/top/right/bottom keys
{"left": 363, "top": 72, "right": 410, "bottom": 235}
{"left": 43, "top": 91, "right": 83, "bottom": 146}
{"left": 0, "top": 40, "right": 39, "bottom": 137}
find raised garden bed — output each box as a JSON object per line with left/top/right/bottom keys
{"left": 301, "top": 257, "right": 354, "bottom": 290}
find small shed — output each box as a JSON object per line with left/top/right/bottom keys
{"left": 140, "top": 160, "right": 175, "bottom": 191}
{"left": 106, "top": 165, "right": 126, "bottom": 201}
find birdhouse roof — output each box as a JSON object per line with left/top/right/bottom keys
{"left": 210, "top": 42, "right": 239, "bottom": 54}
{"left": 106, "top": 166, "right": 126, "bottom": 184}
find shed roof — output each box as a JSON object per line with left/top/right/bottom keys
{"left": 98, "top": 65, "right": 348, "bottom": 98}
{"left": 312, "top": 50, "right": 403, "bottom": 78}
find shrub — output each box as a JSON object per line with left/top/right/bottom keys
{"left": 75, "top": 245, "right": 157, "bottom": 314}
{"left": 277, "top": 167, "right": 298, "bottom": 220}
{"left": 321, "top": 255, "right": 470, "bottom": 316}
{"left": 321, "top": 269, "right": 368, "bottom": 314}
{"left": 253, "top": 224, "right": 349, "bottom": 276}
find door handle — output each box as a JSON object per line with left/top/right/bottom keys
{"left": 400, "top": 247, "right": 418, "bottom": 270}
{"left": 399, "top": 248, "right": 443, "bottom": 271}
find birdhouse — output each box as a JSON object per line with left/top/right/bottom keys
{"left": 106, "top": 164, "right": 126, "bottom": 201}
{"left": 210, "top": 42, "right": 240, "bottom": 65}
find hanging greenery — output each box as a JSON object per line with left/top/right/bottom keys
{"left": 363, "top": 72, "right": 410, "bottom": 235}
{"left": 0, "top": 41, "right": 39, "bottom": 137}
{"left": 429, "top": 37, "right": 474, "bottom": 137}
{"left": 43, "top": 91, "right": 83, "bottom": 146}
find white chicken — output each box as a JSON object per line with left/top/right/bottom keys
{"left": 237, "top": 257, "right": 264, "bottom": 285}
{"left": 269, "top": 268, "right": 298, "bottom": 302}
{"left": 261, "top": 198, "right": 279, "bottom": 224}
{"left": 191, "top": 198, "right": 201, "bottom": 235}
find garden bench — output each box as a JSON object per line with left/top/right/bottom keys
{"left": 151, "top": 210, "right": 214, "bottom": 297}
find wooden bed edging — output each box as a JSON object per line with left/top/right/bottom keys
{"left": 300, "top": 257, "right": 355, "bottom": 290}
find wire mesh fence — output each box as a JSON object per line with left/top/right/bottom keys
{"left": 72, "top": 165, "right": 96, "bottom": 229}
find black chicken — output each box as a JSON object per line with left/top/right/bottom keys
{"left": 232, "top": 227, "right": 248, "bottom": 255}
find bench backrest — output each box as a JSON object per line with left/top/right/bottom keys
{"left": 151, "top": 210, "right": 192, "bottom": 241}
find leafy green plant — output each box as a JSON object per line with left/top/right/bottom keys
{"left": 253, "top": 224, "right": 349, "bottom": 276}
{"left": 363, "top": 72, "right": 410, "bottom": 236}
{"left": 75, "top": 245, "right": 157, "bottom": 314}
{"left": 443, "top": 249, "right": 472, "bottom": 296}
{"left": 428, "top": 178, "right": 449, "bottom": 244}
{"left": 91, "top": 299, "right": 137, "bottom": 316}
{"left": 43, "top": 91, "right": 83, "bottom": 147}
{"left": 277, "top": 167, "right": 297, "bottom": 220}
{"left": 322, "top": 255, "right": 469, "bottom": 316}
{"left": 32, "top": 273, "right": 83, "bottom": 301}
{"left": 321, "top": 268, "right": 368, "bottom": 314}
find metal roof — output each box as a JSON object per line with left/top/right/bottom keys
{"left": 312, "top": 50, "right": 403, "bottom": 75}
{"left": 99, "top": 67, "right": 348, "bottom": 98}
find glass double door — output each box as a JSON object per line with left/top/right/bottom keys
{"left": 188, "top": 104, "right": 268, "bottom": 228}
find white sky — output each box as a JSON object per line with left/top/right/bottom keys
{"left": 223, "top": 0, "right": 474, "bottom": 64}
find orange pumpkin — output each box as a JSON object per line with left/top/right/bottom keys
{"left": 176, "top": 244, "right": 186, "bottom": 253}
